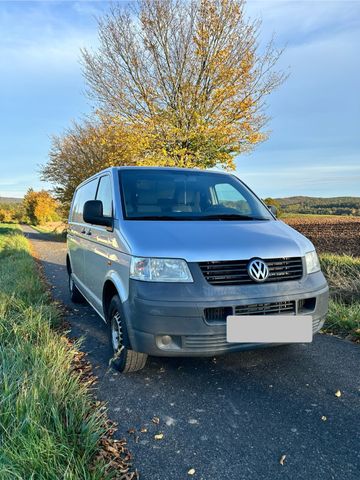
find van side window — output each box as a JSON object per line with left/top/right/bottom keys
{"left": 69, "top": 190, "right": 79, "bottom": 222}
{"left": 72, "top": 179, "right": 98, "bottom": 223}
{"left": 214, "top": 183, "right": 251, "bottom": 214}
{"left": 96, "top": 175, "right": 113, "bottom": 218}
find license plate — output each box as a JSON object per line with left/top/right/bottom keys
{"left": 226, "top": 315, "right": 313, "bottom": 343}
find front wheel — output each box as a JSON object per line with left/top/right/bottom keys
{"left": 108, "top": 295, "right": 147, "bottom": 373}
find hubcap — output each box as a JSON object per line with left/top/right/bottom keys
{"left": 111, "top": 312, "right": 122, "bottom": 352}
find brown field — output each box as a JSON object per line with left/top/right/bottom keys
{"left": 283, "top": 215, "right": 360, "bottom": 256}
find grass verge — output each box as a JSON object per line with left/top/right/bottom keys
{"left": 320, "top": 253, "right": 360, "bottom": 341}
{"left": 31, "top": 222, "right": 67, "bottom": 242}
{"left": 0, "top": 224, "right": 131, "bottom": 479}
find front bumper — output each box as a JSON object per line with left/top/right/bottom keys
{"left": 122, "top": 268, "right": 329, "bottom": 357}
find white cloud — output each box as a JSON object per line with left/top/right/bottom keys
{"left": 0, "top": 2, "right": 99, "bottom": 72}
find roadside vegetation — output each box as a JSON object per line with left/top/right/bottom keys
{"left": 31, "top": 221, "right": 68, "bottom": 242}
{"left": 0, "top": 189, "right": 60, "bottom": 226}
{"left": 0, "top": 225, "right": 131, "bottom": 479}
{"left": 320, "top": 254, "right": 360, "bottom": 341}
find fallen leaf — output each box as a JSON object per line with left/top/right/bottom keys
{"left": 140, "top": 427, "right": 148, "bottom": 433}
{"left": 279, "top": 454, "right": 286, "bottom": 466}
{"left": 152, "top": 416, "right": 160, "bottom": 424}
{"left": 188, "top": 468, "right": 196, "bottom": 475}
{"left": 321, "top": 415, "right": 327, "bottom": 421}
{"left": 127, "top": 428, "right": 136, "bottom": 434}
{"left": 335, "top": 390, "right": 342, "bottom": 398}
{"left": 154, "top": 433, "right": 164, "bottom": 440}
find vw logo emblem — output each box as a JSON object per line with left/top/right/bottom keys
{"left": 247, "top": 258, "right": 269, "bottom": 282}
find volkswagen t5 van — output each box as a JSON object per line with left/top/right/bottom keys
{"left": 67, "top": 167, "right": 329, "bottom": 372}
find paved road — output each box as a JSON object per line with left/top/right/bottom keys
{"left": 22, "top": 225, "right": 360, "bottom": 480}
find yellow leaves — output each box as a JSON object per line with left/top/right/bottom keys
{"left": 335, "top": 390, "right": 342, "bottom": 398}
{"left": 23, "top": 189, "right": 59, "bottom": 225}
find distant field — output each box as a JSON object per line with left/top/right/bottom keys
{"left": 283, "top": 215, "right": 360, "bottom": 256}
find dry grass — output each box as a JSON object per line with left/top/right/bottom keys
{"left": 320, "top": 254, "right": 360, "bottom": 340}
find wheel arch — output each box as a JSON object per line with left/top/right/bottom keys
{"left": 102, "top": 271, "right": 129, "bottom": 321}
{"left": 66, "top": 254, "right": 71, "bottom": 275}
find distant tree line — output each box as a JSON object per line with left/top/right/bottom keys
{"left": 275, "top": 197, "right": 360, "bottom": 216}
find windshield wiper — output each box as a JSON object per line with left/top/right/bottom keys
{"left": 199, "top": 214, "right": 269, "bottom": 221}
{"left": 127, "top": 215, "right": 197, "bottom": 221}
{"left": 127, "top": 214, "right": 269, "bottom": 221}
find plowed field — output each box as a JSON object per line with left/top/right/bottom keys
{"left": 284, "top": 215, "right": 360, "bottom": 256}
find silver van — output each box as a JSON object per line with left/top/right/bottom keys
{"left": 67, "top": 167, "right": 329, "bottom": 372}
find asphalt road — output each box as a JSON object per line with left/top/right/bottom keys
{"left": 22, "top": 225, "right": 360, "bottom": 480}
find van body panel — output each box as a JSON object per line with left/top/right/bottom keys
{"left": 118, "top": 218, "right": 314, "bottom": 262}
{"left": 123, "top": 281, "right": 329, "bottom": 356}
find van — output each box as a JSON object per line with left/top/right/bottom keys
{"left": 67, "top": 167, "right": 329, "bottom": 372}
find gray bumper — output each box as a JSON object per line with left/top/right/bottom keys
{"left": 122, "top": 268, "right": 329, "bottom": 357}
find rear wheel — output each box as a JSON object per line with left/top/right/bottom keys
{"left": 108, "top": 295, "right": 147, "bottom": 373}
{"left": 68, "top": 273, "right": 84, "bottom": 303}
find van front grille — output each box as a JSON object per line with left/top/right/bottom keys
{"left": 198, "top": 257, "right": 303, "bottom": 286}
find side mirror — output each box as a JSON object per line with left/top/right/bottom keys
{"left": 83, "top": 200, "right": 113, "bottom": 228}
{"left": 267, "top": 204, "right": 277, "bottom": 217}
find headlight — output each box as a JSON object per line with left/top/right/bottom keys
{"left": 130, "top": 256, "right": 193, "bottom": 282}
{"left": 305, "top": 250, "right": 320, "bottom": 274}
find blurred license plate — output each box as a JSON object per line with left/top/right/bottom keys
{"left": 226, "top": 315, "right": 313, "bottom": 343}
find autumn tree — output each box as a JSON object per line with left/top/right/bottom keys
{"left": 81, "top": 0, "right": 285, "bottom": 168}
{"left": 264, "top": 197, "right": 282, "bottom": 215}
{"left": 42, "top": 120, "right": 146, "bottom": 208}
{"left": 43, "top": 0, "right": 285, "bottom": 209}
{"left": 23, "top": 189, "right": 59, "bottom": 225}
{"left": 0, "top": 208, "right": 14, "bottom": 223}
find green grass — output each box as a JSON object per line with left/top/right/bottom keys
{"left": 320, "top": 254, "right": 360, "bottom": 303}
{"left": 31, "top": 224, "right": 67, "bottom": 242}
{"left": 0, "top": 224, "right": 112, "bottom": 479}
{"left": 320, "top": 254, "right": 360, "bottom": 340}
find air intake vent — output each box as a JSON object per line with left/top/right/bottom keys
{"left": 198, "top": 257, "right": 303, "bottom": 286}
{"left": 235, "top": 301, "right": 296, "bottom": 316}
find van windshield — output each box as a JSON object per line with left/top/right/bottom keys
{"left": 119, "top": 169, "right": 273, "bottom": 221}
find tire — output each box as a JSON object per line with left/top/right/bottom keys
{"left": 68, "top": 272, "right": 85, "bottom": 303}
{"left": 108, "top": 295, "right": 147, "bottom": 373}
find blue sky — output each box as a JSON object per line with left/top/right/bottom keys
{"left": 0, "top": 0, "right": 359, "bottom": 198}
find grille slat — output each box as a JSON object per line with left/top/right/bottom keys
{"left": 235, "top": 301, "right": 295, "bottom": 316}
{"left": 199, "top": 257, "right": 303, "bottom": 286}
{"left": 205, "top": 301, "right": 296, "bottom": 323}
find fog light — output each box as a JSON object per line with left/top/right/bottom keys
{"left": 161, "top": 335, "right": 172, "bottom": 346}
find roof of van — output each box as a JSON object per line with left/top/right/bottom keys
{"left": 117, "top": 166, "right": 228, "bottom": 171}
